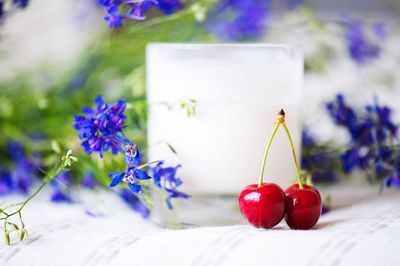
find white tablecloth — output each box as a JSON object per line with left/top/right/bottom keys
{"left": 0, "top": 186, "right": 399, "bottom": 266}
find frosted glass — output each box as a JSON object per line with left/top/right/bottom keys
{"left": 147, "top": 43, "right": 303, "bottom": 195}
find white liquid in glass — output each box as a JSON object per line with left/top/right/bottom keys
{"left": 147, "top": 44, "right": 303, "bottom": 195}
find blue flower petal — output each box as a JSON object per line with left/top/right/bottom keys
{"left": 127, "top": 182, "right": 142, "bottom": 193}
{"left": 165, "top": 197, "right": 173, "bottom": 210}
{"left": 115, "top": 135, "right": 131, "bottom": 144}
{"left": 73, "top": 96, "right": 128, "bottom": 157}
{"left": 109, "top": 172, "right": 125, "bottom": 187}
{"left": 149, "top": 162, "right": 188, "bottom": 209}
{"left": 119, "top": 189, "right": 149, "bottom": 218}
{"left": 50, "top": 189, "right": 72, "bottom": 203}
{"left": 135, "top": 169, "right": 151, "bottom": 180}
{"left": 82, "top": 106, "right": 94, "bottom": 115}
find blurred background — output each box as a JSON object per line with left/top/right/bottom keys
{"left": 0, "top": 0, "right": 399, "bottom": 210}
{"left": 1, "top": 0, "right": 399, "bottom": 123}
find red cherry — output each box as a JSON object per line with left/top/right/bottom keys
{"left": 284, "top": 184, "right": 322, "bottom": 230}
{"left": 239, "top": 183, "right": 285, "bottom": 229}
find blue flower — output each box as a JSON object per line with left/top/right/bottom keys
{"left": 0, "top": 0, "right": 29, "bottom": 22}
{"left": 344, "top": 19, "right": 385, "bottom": 65}
{"left": 340, "top": 148, "right": 361, "bottom": 173}
{"left": 50, "top": 172, "right": 73, "bottom": 203}
{"left": 3, "top": 141, "right": 38, "bottom": 194}
{"left": 0, "top": 2, "right": 4, "bottom": 21}
{"left": 326, "top": 94, "right": 399, "bottom": 184}
{"left": 385, "top": 174, "right": 400, "bottom": 188}
{"left": 326, "top": 94, "right": 357, "bottom": 130}
{"left": 103, "top": 5, "right": 124, "bottom": 28}
{"left": 98, "top": 0, "right": 154, "bottom": 28}
{"left": 119, "top": 189, "right": 150, "bottom": 218}
{"left": 141, "top": 0, "right": 183, "bottom": 15}
{"left": 154, "top": 0, "right": 182, "bottom": 14}
{"left": 205, "top": 0, "right": 270, "bottom": 41}
{"left": 109, "top": 167, "right": 150, "bottom": 193}
{"left": 150, "top": 162, "right": 189, "bottom": 209}
{"left": 395, "top": 155, "right": 400, "bottom": 174}
{"left": 50, "top": 172, "right": 72, "bottom": 202}
{"left": 73, "top": 117, "right": 97, "bottom": 139}
{"left": 321, "top": 204, "right": 330, "bottom": 215}
{"left": 106, "top": 136, "right": 149, "bottom": 194}
{"left": 83, "top": 96, "right": 126, "bottom": 134}
{"left": 98, "top": 0, "right": 182, "bottom": 28}
{"left": 0, "top": 168, "right": 13, "bottom": 195}
{"left": 50, "top": 189, "right": 73, "bottom": 203}
{"left": 124, "top": 143, "right": 141, "bottom": 167}
{"left": 13, "top": 0, "right": 29, "bottom": 9}
{"left": 301, "top": 130, "right": 338, "bottom": 183}
{"left": 366, "top": 103, "right": 397, "bottom": 138}
{"left": 7, "top": 141, "right": 25, "bottom": 161}
{"left": 311, "top": 170, "right": 337, "bottom": 184}
{"left": 75, "top": 95, "right": 154, "bottom": 195}
{"left": 301, "top": 130, "right": 315, "bottom": 150}
{"left": 74, "top": 95, "right": 188, "bottom": 214}
{"left": 326, "top": 95, "right": 368, "bottom": 144}
{"left": 351, "top": 122, "right": 375, "bottom": 145}
{"left": 379, "top": 146, "right": 393, "bottom": 160}
{"left": 327, "top": 94, "right": 398, "bottom": 146}
{"left": 11, "top": 159, "right": 35, "bottom": 194}
{"left": 82, "top": 172, "right": 97, "bottom": 189}
{"left": 73, "top": 95, "right": 127, "bottom": 157}
{"left": 53, "top": 172, "right": 73, "bottom": 186}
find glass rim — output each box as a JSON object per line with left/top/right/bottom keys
{"left": 147, "top": 43, "right": 302, "bottom": 51}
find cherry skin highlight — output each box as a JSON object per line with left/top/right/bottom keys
{"left": 239, "top": 183, "right": 285, "bottom": 229}
{"left": 284, "top": 184, "right": 322, "bottom": 230}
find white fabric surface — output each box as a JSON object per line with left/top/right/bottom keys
{"left": 0, "top": 186, "right": 399, "bottom": 266}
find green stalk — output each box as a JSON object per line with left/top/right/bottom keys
{"left": 0, "top": 166, "right": 62, "bottom": 221}
{"left": 258, "top": 123, "right": 281, "bottom": 187}
{"left": 282, "top": 123, "right": 303, "bottom": 190}
{"left": 137, "top": 160, "right": 163, "bottom": 170}
{"left": 126, "top": 8, "right": 193, "bottom": 34}
{"left": 0, "top": 150, "right": 77, "bottom": 245}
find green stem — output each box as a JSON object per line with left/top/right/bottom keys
{"left": 18, "top": 181, "right": 50, "bottom": 211}
{"left": 18, "top": 212, "right": 24, "bottom": 228}
{"left": 137, "top": 160, "right": 163, "bottom": 170}
{"left": 258, "top": 123, "right": 281, "bottom": 187}
{"left": 19, "top": 166, "right": 62, "bottom": 211}
{"left": 282, "top": 123, "right": 303, "bottom": 190}
{"left": 1, "top": 203, "right": 24, "bottom": 211}
{"left": 0, "top": 166, "right": 62, "bottom": 221}
{"left": 1, "top": 151, "right": 76, "bottom": 245}
{"left": 125, "top": 8, "right": 193, "bottom": 34}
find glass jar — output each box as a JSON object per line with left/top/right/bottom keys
{"left": 146, "top": 43, "right": 303, "bottom": 226}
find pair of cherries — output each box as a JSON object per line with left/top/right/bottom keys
{"left": 238, "top": 110, "right": 322, "bottom": 230}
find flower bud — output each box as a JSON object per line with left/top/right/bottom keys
{"left": 19, "top": 230, "right": 25, "bottom": 241}
{"left": 5, "top": 232, "right": 10, "bottom": 245}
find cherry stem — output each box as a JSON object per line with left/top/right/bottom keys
{"left": 282, "top": 122, "right": 304, "bottom": 190}
{"left": 258, "top": 122, "right": 281, "bottom": 187}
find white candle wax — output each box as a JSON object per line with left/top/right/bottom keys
{"left": 147, "top": 44, "right": 303, "bottom": 195}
